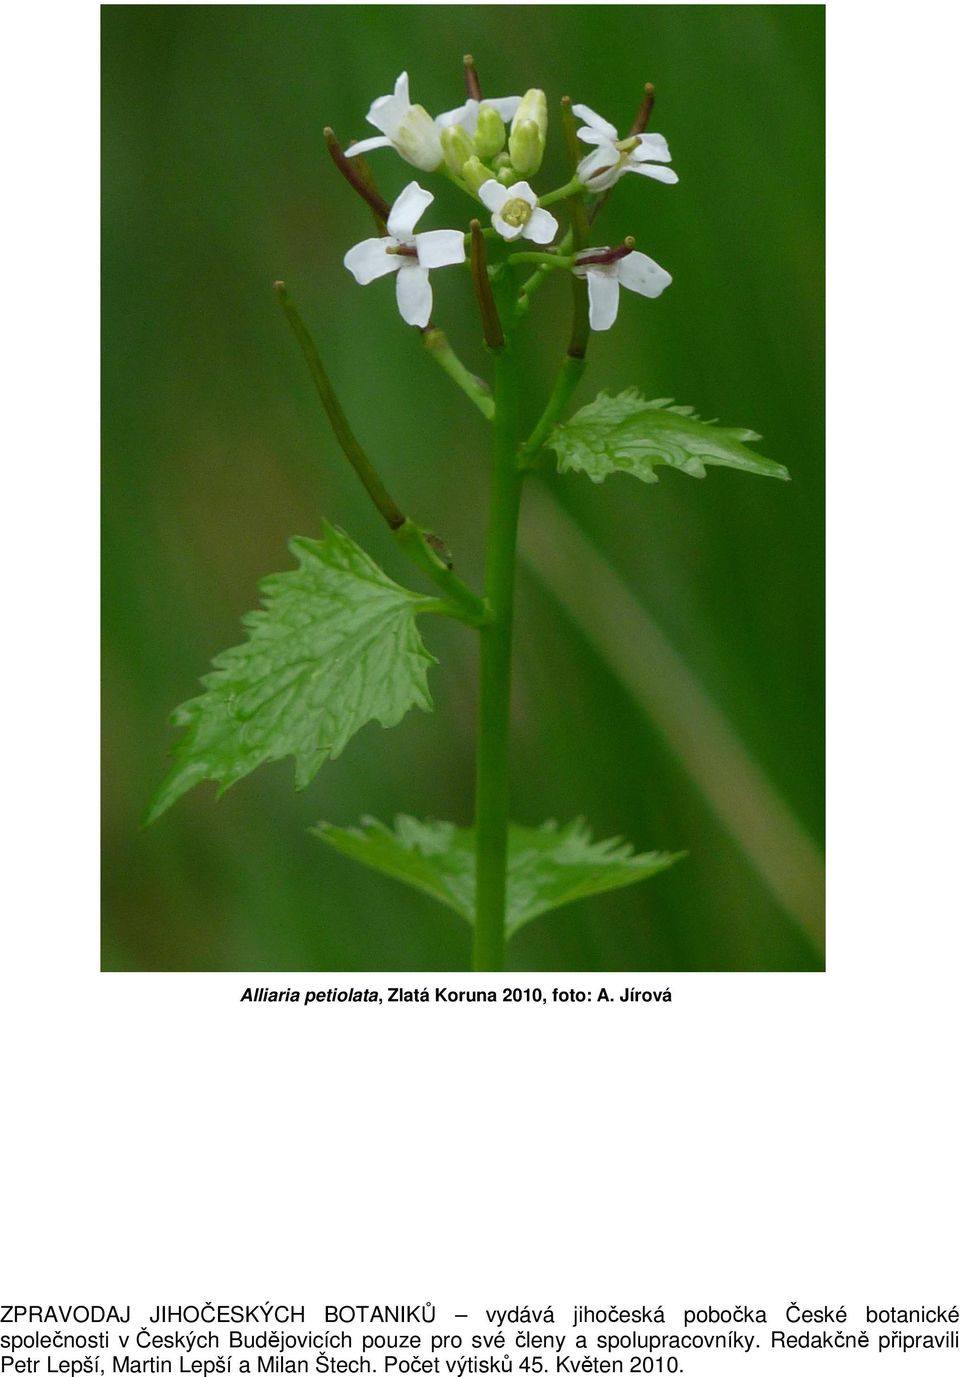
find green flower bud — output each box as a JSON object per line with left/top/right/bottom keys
{"left": 461, "top": 155, "right": 497, "bottom": 197}
{"left": 474, "top": 105, "right": 507, "bottom": 160}
{"left": 508, "top": 120, "right": 542, "bottom": 176}
{"left": 440, "top": 124, "right": 475, "bottom": 176}
{"left": 508, "top": 89, "right": 547, "bottom": 175}
{"left": 496, "top": 165, "right": 520, "bottom": 187}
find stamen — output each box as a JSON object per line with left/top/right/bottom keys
{"left": 501, "top": 197, "right": 533, "bottom": 228}
{"left": 385, "top": 244, "right": 418, "bottom": 257}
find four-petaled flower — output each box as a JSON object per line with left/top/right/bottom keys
{"left": 437, "top": 94, "right": 521, "bottom": 137}
{"left": 573, "top": 103, "right": 678, "bottom": 192}
{"left": 345, "top": 72, "right": 443, "bottom": 172}
{"left": 478, "top": 180, "right": 558, "bottom": 244}
{"left": 343, "top": 183, "right": 465, "bottom": 328}
{"left": 573, "top": 247, "right": 672, "bottom": 331}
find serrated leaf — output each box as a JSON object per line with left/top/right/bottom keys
{"left": 548, "top": 389, "right": 789, "bottom": 485}
{"left": 313, "top": 815, "right": 682, "bottom": 938}
{"left": 147, "top": 524, "right": 437, "bottom": 823}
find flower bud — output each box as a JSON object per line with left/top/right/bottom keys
{"left": 508, "top": 89, "right": 547, "bottom": 175}
{"left": 508, "top": 120, "right": 542, "bottom": 176}
{"left": 461, "top": 155, "right": 497, "bottom": 196}
{"left": 440, "top": 124, "right": 475, "bottom": 176}
{"left": 474, "top": 105, "right": 507, "bottom": 160}
{"left": 492, "top": 152, "right": 519, "bottom": 187}
{"left": 393, "top": 104, "right": 444, "bottom": 171}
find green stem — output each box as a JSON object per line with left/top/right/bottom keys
{"left": 519, "top": 353, "right": 586, "bottom": 468}
{"left": 538, "top": 176, "right": 585, "bottom": 207}
{"left": 472, "top": 343, "right": 522, "bottom": 971}
{"left": 392, "top": 521, "right": 488, "bottom": 626}
{"left": 507, "top": 252, "right": 574, "bottom": 267}
{"left": 422, "top": 327, "right": 495, "bottom": 420}
{"left": 519, "top": 229, "right": 575, "bottom": 305}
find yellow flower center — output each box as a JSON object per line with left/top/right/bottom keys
{"left": 501, "top": 197, "right": 533, "bottom": 229}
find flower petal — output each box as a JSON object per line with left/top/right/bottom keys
{"left": 523, "top": 207, "right": 559, "bottom": 245}
{"left": 387, "top": 181, "right": 434, "bottom": 239}
{"left": 571, "top": 103, "right": 619, "bottom": 142}
{"left": 626, "top": 161, "right": 679, "bottom": 185}
{"left": 368, "top": 72, "right": 411, "bottom": 136}
{"left": 585, "top": 269, "right": 620, "bottom": 331}
{"left": 344, "top": 135, "right": 393, "bottom": 158}
{"left": 415, "top": 229, "right": 466, "bottom": 270}
{"left": 616, "top": 251, "right": 673, "bottom": 299}
{"left": 478, "top": 179, "right": 509, "bottom": 212}
{"left": 343, "top": 237, "right": 400, "bottom": 285}
{"left": 491, "top": 212, "right": 522, "bottom": 241}
{"left": 436, "top": 100, "right": 473, "bottom": 130}
{"left": 488, "top": 96, "right": 522, "bottom": 123}
{"left": 634, "top": 132, "right": 672, "bottom": 163}
{"left": 508, "top": 180, "right": 537, "bottom": 207}
{"left": 577, "top": 147, "right": 621, "bottom": 190}
{"left": 576, "top": 127, "right": 614, "bottom": 147}
{"left": 438, "top": 95, "right": 520, "bottom": 136}
{"left": 395, "top": 264, "right": 432, "bottom": 327}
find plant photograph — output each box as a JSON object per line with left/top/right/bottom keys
{"left": 102, "top": 4, "right": 824, "bottom": 972}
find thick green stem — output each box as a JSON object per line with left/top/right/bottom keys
{"left": 472, "top": 344, "right": 522, "bottom": 971}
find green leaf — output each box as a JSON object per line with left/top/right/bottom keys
{"left": 147, "top": 524, "right": 437, "bottom": 823}
{"left": 313, "top": 815, "right": 682, "bottom": 939}
{"left": 548, "top": 389, "right": 790, "bottom": 485}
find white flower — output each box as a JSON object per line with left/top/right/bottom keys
{"left": 573, "top": 247, "right": 672, "bottom": 331}
{"left": 343, "top": 182, "right": 465, "bottom": 329}
{"left": 477, "top": 180, "right": 558, "bottom": 245}
{"left": 436, "top": 95, "right": 521, "bottom": 137}
{"left": 572, "top": 103, "right": 678, "bottom": 192}
{"left": 345, "top": 72, "right": 443, "bottom": 172}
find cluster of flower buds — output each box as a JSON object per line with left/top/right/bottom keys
{"left": 334, "top": 59, "right": 678, "bottom": 333}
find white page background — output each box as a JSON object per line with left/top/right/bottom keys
{"left": 2, "top": 1, "right": 957, "bottom": 1371}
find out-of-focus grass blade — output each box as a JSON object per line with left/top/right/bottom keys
{"left": 522, "top": 487, "right": 824, "bottom": 954}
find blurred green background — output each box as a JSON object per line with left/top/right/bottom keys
{"left": 102, "top": 4, "right": 824, "bottom": 972}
